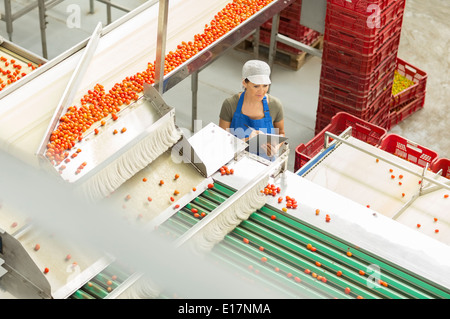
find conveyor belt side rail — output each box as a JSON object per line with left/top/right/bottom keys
{"left": 173, "top": 153, "right": 287, "bottom": 248}
{"left": 36, "top": 22, "right": 103, "bottom": 163}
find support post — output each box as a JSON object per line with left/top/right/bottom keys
{"left": 37, "top": 0, "right": 48, "bottom": 59}
{"left": 268, "top": 13, "right": 280, "bottom": 72}
{"left": 155, "top": 0, "right": 169, "bottom": 95}
{"left": 4, "top": 0, "right": 13, "bottom": 41}
{"left": 191, "top": 71, "right": 198, "bottom": 132}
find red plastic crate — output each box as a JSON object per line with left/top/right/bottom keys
{"left": 328, "top": 0, "right": 396, "bottom": 14}
{"left": 320, "top": 51, "right": 397, "bottom": 93}
{"left": 317, "top": 86, "right": 391, "bottom": 121}
{"left": 391, "top": 58, "right": 428, "bottom": 109}
{"left": 258, "top": 28, "right": 272, "bottom": 44}
{"left": 322, "top": 32, "right": 400, "bottom": 76}
{"left": 431, "top": 158, "right": 450, "bottom": 180}
{"left": 324, "top": 14, "right": 403, "bottom": 55}
{"left": 369, "top": 104, "right": 390, "bottom": 129}
{"left": 295, "top": 112, "right": 388, "bottom": 171}
{"left": 379, "top": 134, "right": 438, "bottom": 168}
{"left": 280, "top": 0, "right": 302, "bottom": 21}
{"left": 389, "top": 92, "right": 426, "bottom": 129}
{"left": 319, "top": 69, "right": 394, "bottom": 110}
{"left": 373, "top": 113, "right": 390, "bottom": 131}
{"left": 315, "top": 90, "right": 391, "bottom": 135}
{"left": 326, "top": 0, "right": 405, "bottom": 34}
{"left": 315, "top": 112, "right": 334, "bottom": 135}
{"left": 260, "top": 19, "right": 272, "bottom": 31}
{"left": 303, "top": 30, "right": 322, "bottom": 45}
{"left": 279, "top": 21, "right": 318, "bottom": 41}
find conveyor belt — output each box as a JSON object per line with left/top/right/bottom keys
{"left": 156, "top": 181, "right": 450, "bottom": 299}
{"left": 0, "top": 0, "right": 292, "bottom": 169}
{"left": 68, "top": 261, "right": 135, "bottom": 299}
{"left": 0, "top": 48, "right": 38, "bottom": 92}
{"left": 298, "top": 136, "right": 450, "bottom": 245}
{"left": 0, "top": 40, "right": 43, "bottom": 93}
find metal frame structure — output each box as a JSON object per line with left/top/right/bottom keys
{"left": 0, "top": 0, "right": 133, "bottom": 59}
{"left": 0, "top": 36, "right": 47, "bottom": 65}
{"left": 174, "top": 146, "right": 289, "bottom": 248}
{"left": 35, "top": 22, "right": 103, "bottom": 162}
{"left": 89, "top": 0, "right": 132, "bottom": 25}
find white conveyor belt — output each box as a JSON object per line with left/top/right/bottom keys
{"left": 300, "top": 137, "right": 450, "bottom": 245}
{"left": 0, "top": 0, "right": 233, "bottom": 168}
{"left": 106, "top": 150, "right": 206, "bottom": 225}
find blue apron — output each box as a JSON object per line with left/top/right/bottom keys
{"left": 230, "top": 91, "right": 275, "bottom": 159}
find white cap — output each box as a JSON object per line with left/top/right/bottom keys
{"left": 242, "top": 60, "right": 271, "bottom": 85}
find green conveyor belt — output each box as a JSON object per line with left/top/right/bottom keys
{"left": 68, "top": 261, "right": 134, "bottom": 299}
{"left": 250, "top": 207, "right": 449, "bottom": 299}
{"left": 157, "top": 181, "right": 450, "bottom": 299}
{"left": 71, "top": 289, "right": 96, "bottom": 300}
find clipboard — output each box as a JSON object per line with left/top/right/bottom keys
{"left": 247, "top": 132, "right": 288, "bottom": 147}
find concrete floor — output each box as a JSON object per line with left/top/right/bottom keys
{"left": 1, "top": 0, "right": 449, "bottom": 171}
{"left": 389, "top": 0, "right": 450, "bottom": 161}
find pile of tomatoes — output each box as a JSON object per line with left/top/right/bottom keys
{"left": 46, "top": 0, "right": 274, "bottom": 168}
{"left": 0, "top": 56, "right": 37, "bottom": 91}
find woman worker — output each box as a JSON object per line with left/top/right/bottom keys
{"left": 219, "top": 59, "right": 285, "bottom": 158}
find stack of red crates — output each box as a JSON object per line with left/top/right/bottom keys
{"left": 258, "top": 0, "right": 322, "bottom": 55}
{"left": 315, "top": 0, "right": 406, "bottom": 134}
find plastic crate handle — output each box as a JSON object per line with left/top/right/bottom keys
{"left": 353, "top": 122, "right": 371, "bottom": 135}
{"left": 334, "top": 68, "right": 352, "bottom": 77}
{"left": 404, "top": 63, "right": 418, "bottom": 75}
{"left": 333, "top": 86, "right": 351, "bottom": 95}
{"left": 406, "top": 140, "right": 423, "bottom": 154}
{"left": 338, "top": 31, "right": 356, "bottom": 43}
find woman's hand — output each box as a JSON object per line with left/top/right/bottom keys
{"left": 249, "top": 129, "right": 263, "bottom": 140}
{"left": 261, "top": 142, "right": 281, "bottom": 157}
